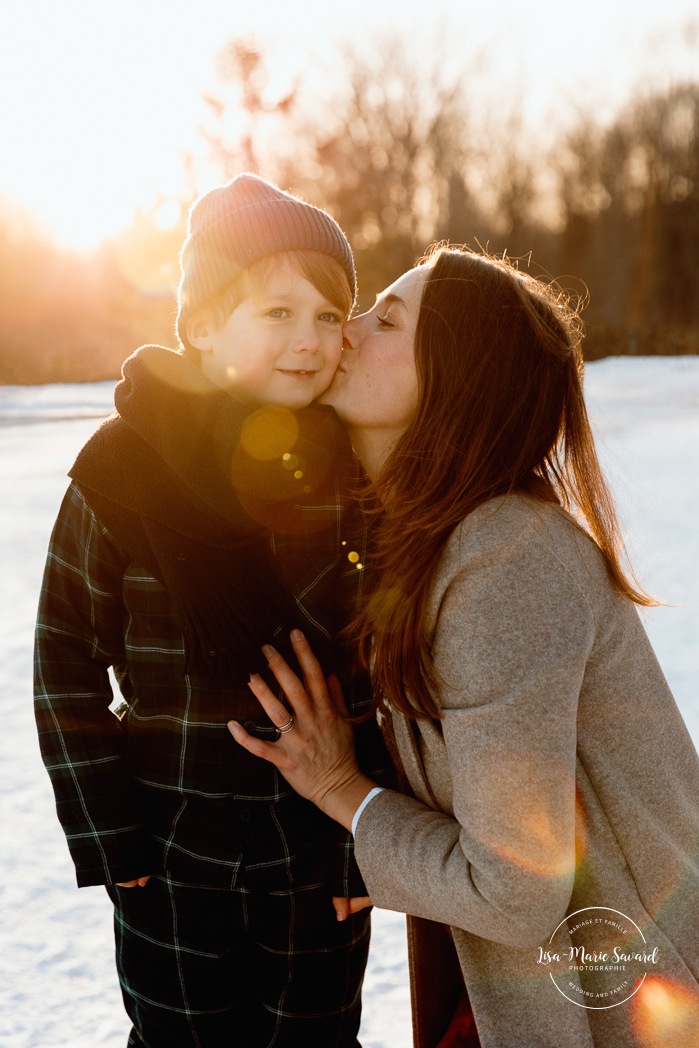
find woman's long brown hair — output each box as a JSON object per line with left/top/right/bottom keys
{"left": 354, "top": 246, "right": 655, "bottom": 720}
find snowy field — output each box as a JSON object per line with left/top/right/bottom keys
{"left": 1, "top": 356, "right": 698, "bottom": 1048}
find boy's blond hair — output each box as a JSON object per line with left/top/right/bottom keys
{"left": 192, "top": 250, "right": 354, "bottom": 348}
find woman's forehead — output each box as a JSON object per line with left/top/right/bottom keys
{"left": 377, "top": 266, "right": 426, "bottom": 309}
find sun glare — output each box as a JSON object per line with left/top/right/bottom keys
{"left": 0, "top": 5, "right": 213, "bottom": 253}
{"left": 1, "top": 1, "right": 697, "bottom": 253}
{"left": 631, "top": 976, "right": 699, "bottom": 1048}
{"left": 1, "top": 112, "right": 198, "bottom": 254}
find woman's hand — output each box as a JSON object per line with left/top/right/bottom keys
{"left": 227, "top": 629, "right": 377, "bottom": 832}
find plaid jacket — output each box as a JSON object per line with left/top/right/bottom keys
{"left": 35, "top": 481, "right": 388, "bottom": 892}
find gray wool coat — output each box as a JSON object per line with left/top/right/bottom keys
{"left": 354, "top": 494, "right": 699, "bottom": 1047}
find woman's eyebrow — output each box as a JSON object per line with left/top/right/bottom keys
{"left": 374, "top": 292, "right": 407, "bottom": 310}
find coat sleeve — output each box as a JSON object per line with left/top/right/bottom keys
{"left": 34, "top": 483, "right": 159, "bottom": 887}
{"left": 353, "top": 509, "right": 597, "bottom": 947}
{"left": 329, "top": 716, "right": 396, "bottom": 897}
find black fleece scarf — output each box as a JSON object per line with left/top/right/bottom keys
{"left": 70, "top": 345, "right": 354, "bottom": 678}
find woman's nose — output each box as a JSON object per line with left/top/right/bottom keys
{"left": 342, "top": 314, "right": 363, "bottom": 349}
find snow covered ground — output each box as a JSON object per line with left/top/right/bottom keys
{"left": 1, "top": 357, "right": 697, "bottom": 1047}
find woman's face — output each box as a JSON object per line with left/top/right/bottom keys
{"left": 320, "top": 266, "right": 426, "bottom": 450}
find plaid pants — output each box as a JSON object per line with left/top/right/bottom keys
{"left": 106, "top": 872, "right": 370, "bottom": 1048}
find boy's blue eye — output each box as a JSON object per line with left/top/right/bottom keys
{"left": 264, "top": 307, "right": 341, "bottom": 323}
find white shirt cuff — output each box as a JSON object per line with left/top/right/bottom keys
{"left": 351, "top": 787, "right": 385, "bottom": 837}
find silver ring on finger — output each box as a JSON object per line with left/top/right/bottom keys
{"left": 277, "top": 716, "right": 295, "bottom": 734}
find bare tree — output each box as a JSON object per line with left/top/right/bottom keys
{"left": 201, "top": 39, "right": 300, "bottom": 176}
{"left": 277, "top": 37, "right": 484, "bottom": 303}
{"left": 552, "top": 78, "right": 699, "bottom": 351}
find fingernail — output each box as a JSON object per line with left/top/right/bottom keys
{"left": 291, "top": 629, "right": 304, "bottom": 642}
{"left": 261, "top": 644, "right": 276, "bottom": 659}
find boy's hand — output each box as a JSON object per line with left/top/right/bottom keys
{"left": 333, "top": 895, "right": 372, "bottom": 921}
{"left": 115, "top": 875, "right": 152, "bottom": 887}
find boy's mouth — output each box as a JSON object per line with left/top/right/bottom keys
{"left": 278, "top": 369, "right": 318, "bottom": 376}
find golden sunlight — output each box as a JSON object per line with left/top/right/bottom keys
{"left": 3, "top": 0, "right": 697, "bottom": 256}
{"left": 479, "top": 757, "right": 587, "bottom": 881}
{"left": 114, "top": 203, "right": 184, "bottom": 295}
{"left": 630, "top": 976, "right": 699, "bottom": 1048}
{"left": 240, "top": 407, "right": 299, "bottom": 461}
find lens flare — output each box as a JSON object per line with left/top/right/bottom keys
{"left": 480, "top": 760, "right": 588, "bottom": 880}
{"left": 630, "top": 976, "right": 699, "bottom": 1048}
{"left": 239, "top": 406, "right": 299, "bottom": 461}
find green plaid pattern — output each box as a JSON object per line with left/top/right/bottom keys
{"left": 108, "top": 872, "right": 370, "bottom": 1047}
{"left": 34, "top": 482, "right": 388, "bottom": 893}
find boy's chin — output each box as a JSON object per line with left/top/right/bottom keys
{"left": 273, "top": 387, "right": 335, "bottom": 410}
{"left": 223, "top": 388, "right": 318, "bottom": 412}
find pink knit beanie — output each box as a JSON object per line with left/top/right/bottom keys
{"left": 177, "top": 173, "right": 355, "bottom": 349}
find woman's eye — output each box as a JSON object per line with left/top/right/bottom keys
{"left": 377, "top": 313, "right": 395, "bottom": 328}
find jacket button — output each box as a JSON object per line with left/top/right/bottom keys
{"left": 243, "top": 720, "right": 256, "bottom": 732}
{"left": 240, "top": 810, "right": 251, "bottom": 823}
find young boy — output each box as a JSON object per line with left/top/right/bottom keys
{"left": 34, "top": 174, "right": 389, "bottom": 1047}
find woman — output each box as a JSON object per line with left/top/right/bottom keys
{"left": 228, "top": 247, "right": 699, "bottom": 1047}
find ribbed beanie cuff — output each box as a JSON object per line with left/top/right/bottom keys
{"left": 177, "top": 173, "right": 355, "bottom": 348}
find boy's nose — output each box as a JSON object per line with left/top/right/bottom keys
{"left": 292, "top": 321, "right": 321, "bottom": 352}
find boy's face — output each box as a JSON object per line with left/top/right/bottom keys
{"left": 198, "top": 258, "right": 344, "bottom": 409}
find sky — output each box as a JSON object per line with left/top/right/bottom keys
{"left": 0, "top": 0, "right": 697, "bottom": 250}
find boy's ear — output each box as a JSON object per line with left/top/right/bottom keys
{"left": 186, "top": 312, "right": 213, "bottom": 351}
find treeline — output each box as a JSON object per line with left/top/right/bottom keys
{"left": 0, "top": 206, "right": 180, "bottom": 384}
{"left": 2, "top": 37, "right": 698, "bottom": 384}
